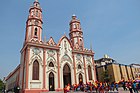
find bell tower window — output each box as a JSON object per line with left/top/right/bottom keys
{"left": 34, "top": 28, "right": 38, "bottom": 36}
{"left": 36, "top": 11, "right": 38, "bottom": 17}
{"left": 80, "top": 39, "right": 83, "bottom": 46}
{"left": 35, "top": 21, "right": 38, "bottom": 25}
{"left": 73, "top": 23, "right": 76, "bottom": 28}
{"left": 31, "top": 10, "right": 34, "bottom": 16}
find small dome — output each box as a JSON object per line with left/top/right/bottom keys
{"left": 72, "top": 14, "right": 77, "bottom": 19}
{"left": 72, "top": 14, "right": 76, "bottom": 17}
{"left": 104, "top": 54, "right": 109, "bottom": 58}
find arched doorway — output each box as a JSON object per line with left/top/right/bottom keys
{"left": 63, "top": 64, "right": 71, "bottom": 88}
{"left": 79, "top": 73, "right": 83, "bottom": 85}
{"left": 49, "top": 72, "right": 55, "bottom": 91}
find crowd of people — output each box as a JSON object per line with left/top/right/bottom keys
{"left": 121, "top": 80, "right": 140, "bottom": 93}
{"left": 64, "top": 79, "right": 140, "bottom": 93}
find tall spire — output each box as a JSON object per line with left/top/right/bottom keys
{"left": 24, "top": 0, "right": 43, "bottom": 42}
{"left": 90, "top": 42, "right": 93, "bottom": 50}
{"left": 70, "top": 14, "right": 82, "bottom": 31}
{"left": 33, "top": 0, "right": 40, "bottom": 8}
{"left": 69, "top": 15, "right": 84, "bottom": 49}
{"left": 34, "top": 0, "right": 39, "bottom": 3}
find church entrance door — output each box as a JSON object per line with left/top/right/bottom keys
{"left": 63, "top": 64, "right": 71, "bottom": 88}
{"left": 79, "top": 73, "right": 83, "bottom": 85}
{"left": 49, "top": 72, "right": 55, "bottom": 91}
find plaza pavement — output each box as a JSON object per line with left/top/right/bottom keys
{"left": 45, "top": 88, "right": 130, "bottom": 93}
{"left": 7, "top": 88, "right": 137, "bottom": 93}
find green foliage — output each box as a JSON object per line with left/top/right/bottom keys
{"left": 101, "top": 70, "right": 111, "bottom": 82}
{"left": 0, "top": 79, "right": 4, "bottom": 92}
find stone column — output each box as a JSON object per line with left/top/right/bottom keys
{"left": 83, "top": 55, "right": 87, "bottom": 83}
{"left": 25, "top": 46, "right": 30, "bottom": 89}
{"left": 43, "top": 48, "right": 46, "bottom": 89}
{"left": 57, "top": 51, "right": 61, "bottom": 90}
{"left": 92, "top": 55, "right": 97, "bottom": 81}
{"left": 73, "top": 54, "right": 77, "bottom": 84}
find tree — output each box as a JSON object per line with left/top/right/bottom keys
{"left": 101, "top": 70, "right": 111, "bottom": 82}
{"left": 0, "top": 79, "right": 4, "bottom": 92}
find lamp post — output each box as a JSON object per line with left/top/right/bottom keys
{"left": 14, "top": 86, "right": 20, "bottom": 93}
{"left": 2, "top": 77, "right": 6, "bottom": 93}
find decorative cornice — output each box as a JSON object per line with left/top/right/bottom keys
{"left": 72, "top": 49, "right": 94, "bottom": 56}
{"left": 26, "top": 24, "right": 43, "bottom": 29}
{"left": 29, "top": 6, "right": 42, "bottom": 12}
{"left": 26, "top": 17, "right": 43, "bottom": 24}
{"left": 20, "top": 41, "right": 59, "bottom": 53}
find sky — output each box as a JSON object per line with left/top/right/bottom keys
{"left": 0, "top": 0, "right": 140, "bottom": 79}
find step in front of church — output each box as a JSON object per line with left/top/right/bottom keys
{"left": 41, "top": 91, "right": 120, "bottom": 93}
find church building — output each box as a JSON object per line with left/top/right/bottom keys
{"left": 5, "top": 0, "right": 96, "bottom": 93}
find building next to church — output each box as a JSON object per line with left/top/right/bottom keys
{"left": 95, "top": 55, "right": 140, "bottom": 83}
{"left": 5, "top": 0, "right": 96, "bottom": 93}
{"left": 130, "top": 64, "right": 140, "bottom": 80}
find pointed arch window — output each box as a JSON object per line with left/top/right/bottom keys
{"left": 31, "top": 10, "right": 34, "bottom": 16}
{"left": 33, "top": 60, "right": 39, "bottom": 80}
{"left": 49, "top": 62, "right": 54, "bottom": 67}
{"left": 63, "top": 64, "right": 71, "bottom": 73}
{"left": 80, "top": 39, "right": 83, "bottom": 45}
{"left": 88, "top": 65, "right": 92, "bottom": 80}
{"left": 78, "top": 65, "right": 82, "bottom": 69}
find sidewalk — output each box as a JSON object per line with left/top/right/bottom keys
{"left": 67, "top": 88, "right": 130, "bottom": 93}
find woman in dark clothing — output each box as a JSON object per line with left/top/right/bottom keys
{"left": 128, "top": 82, "right": 133, "bottom": 93}
{"left": 138, "top": 82, "right": 140, "bottom": 92}
{"left": 122, "top": 81, "right": 127, "bottom": 90}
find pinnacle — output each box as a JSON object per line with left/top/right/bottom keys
{"left": 72, "top": 14, "right": 77, "bottom": 20}
{"left": 72, "top": 14, "right": 76, "bottom": 17}
{"left": 35, "top": 0, "right": 38, "bottom": 2}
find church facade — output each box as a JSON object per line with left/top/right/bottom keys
{"left": 6, "top": 0, "right": 96, "bottom": 93}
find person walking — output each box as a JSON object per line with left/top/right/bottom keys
{"left": 128, "top": 82, "right": 133, "bottom": 93}
{"left": 122, "top": 80, "right": 127, "bottom": 91}
{"left": 111, "top": 82, "right": 115, "bottom": 91}
{"left": 138, "top": 82, "right": 140, "bottom": 92}
{"left": 132, "top": 81, "right": 138, "bottom": 93}
{"left": 115, "top": 82, "right": 119, "bottom": 91}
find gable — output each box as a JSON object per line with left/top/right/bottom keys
{"left": 58, "top": 36, "right": 73, "bottom": 62}
{"left": 47, "top": 37, "right": 57, "bottom": 46}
